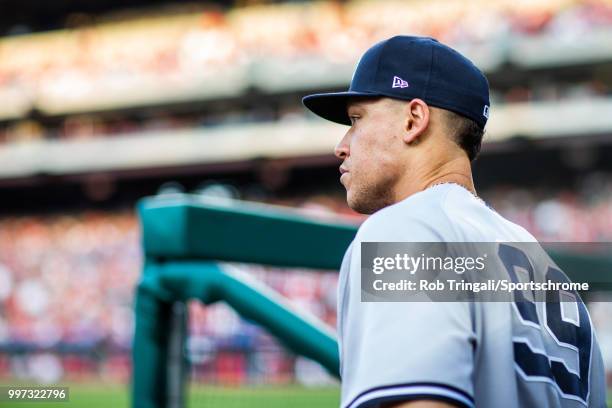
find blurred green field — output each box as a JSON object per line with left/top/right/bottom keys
{"left": 0, "top": 383, "right": 340, "bottom": 408}
{"left": 1, "top": 383, "right": 610, "bottom": 407}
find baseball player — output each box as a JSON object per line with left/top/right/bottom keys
{"left": 302, "top": 36, "right": 606, "bottom": 408}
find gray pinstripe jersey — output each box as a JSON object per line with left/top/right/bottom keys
{"left": 337, "top": 184, "right": 606, "bottom": 408}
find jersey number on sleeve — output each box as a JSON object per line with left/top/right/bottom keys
{"left": 498, "top": 244, "right": 592, "bottom": 404}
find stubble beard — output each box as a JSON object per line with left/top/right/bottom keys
{"left": 346, "top": 174, "right": 396, "bottom": 215}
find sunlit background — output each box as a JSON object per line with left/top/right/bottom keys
{"left": 0, "top": 0, "right": 611, "bottom": 405}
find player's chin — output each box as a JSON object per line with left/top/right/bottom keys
{"left": 347, "top": 198, "right": 375, "bottom": 214}
{"left": 346, "top": 189, "right": 373, "bottom": 214}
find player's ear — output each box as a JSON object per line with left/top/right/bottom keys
{"left": 402, "top": 98, "right": 430, "bottom": 145}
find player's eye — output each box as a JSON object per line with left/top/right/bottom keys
{"left": 349, "top": 115, "right": 360, "bottom": 125}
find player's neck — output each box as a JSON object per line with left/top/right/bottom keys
{"left": 394, "top": 154, "right": 476, "bottom": 201}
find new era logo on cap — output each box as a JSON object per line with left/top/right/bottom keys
{"left": 392, "top": 76, "right": 409, "bottom": 88}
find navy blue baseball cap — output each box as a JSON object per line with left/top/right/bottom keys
{"left": 302, "top": 35, "right": 490, "bottom": 129}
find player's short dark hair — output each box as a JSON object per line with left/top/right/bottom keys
{"left": 443, "top": 110, "right": 485, "bottom": 162}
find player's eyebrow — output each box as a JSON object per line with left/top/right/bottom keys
{"left": 347, "top": 103, "right": 365, "bottom": 115}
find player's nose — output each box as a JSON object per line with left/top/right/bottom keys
{"left": 334, "top": 132, "right": 350, "bottom": 160}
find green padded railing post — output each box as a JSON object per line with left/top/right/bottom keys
{"left": 133, "top": 194, "right": 359, "bottom": 405}
{"left": 132, "top": 263, "right": 174, "bottom": 408}
{"left": 166, "top": 302, "right": 188, "bottom": 408}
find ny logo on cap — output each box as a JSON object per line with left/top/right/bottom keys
{"left": 392, "top": 76, "right": 409, "bottom": 88}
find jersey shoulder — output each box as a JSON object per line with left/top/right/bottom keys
{"left": 442, "top": 184, "right": 538, "bottom": 242}
{"left": 357, "top": 183, "right": 539, "bottom": 243}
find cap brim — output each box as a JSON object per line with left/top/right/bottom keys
{"left": 302, "top": 91, "right": 379, "bottom": 125}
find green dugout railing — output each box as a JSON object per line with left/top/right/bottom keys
{"left": 133, "top": 195, "right": 357, "bottom": 408}
{"left": 132, "top": 194, "right": 612, "bottom": 408}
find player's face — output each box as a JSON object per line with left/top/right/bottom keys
{"left": 335, "top": 98, "right": 407, "bottom": 214}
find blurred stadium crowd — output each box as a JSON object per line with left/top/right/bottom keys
{"left": 1, "top": 0, "right": 612, "bottom": 143}
{"left": 1, "top": 181, "right": 612, "bottom": 384}
{"left": 1, "top": 0, "right": 611, "bottom": 393}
